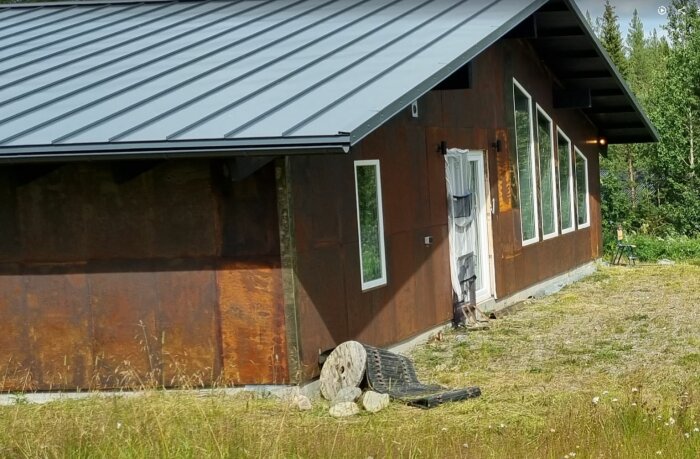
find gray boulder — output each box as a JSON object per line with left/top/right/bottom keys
{"left": 360, "top": 391, "right": 390, "bottom": 413}
{"left": 329, "top": 401, "right": 359, "bottom": 417}
{"left": 331, "top": 386, "right": 362, "bottom": 405}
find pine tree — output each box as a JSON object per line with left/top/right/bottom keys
{"left": 598, "top": 1, "right": 628, "bottom": 77}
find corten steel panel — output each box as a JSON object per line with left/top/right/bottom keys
{"left": 15, "top": 165, "right": 88, "bottom": 263}
{"left": 0, "top": 171, "right": 19, "bottom": 261}
{"left": 25, "top": 268, "right": 92, "bottom": 390}
{"left": 89, "top": 266, "right": 161, "bottom": 389}
{"left": 0, "top": 157, "right": 286, "bottom": 390}
{"left": 220, "top": 162, "right": 281, "bottom": 258}
{"left": 0, "top": 269, "right": 33, "bottom": 391}
{"left": 295, "top": 246, "right": 349, "bottom": 379}
{"left": 149, "top": 161, "right": 219, "bottom": 258}
{"left": 156, "top": 264, "right": 220, "bottom": 387}
{"left": 217, "top": 259, "right": 288, "bottom": 385}
{"left": 294, "top": 108, "right": 453, "bottom": 379}
{"left": 82, "top": 163, "right": 157, "bottom": 259}
{"left": 425, "top": 126, "right": 449, "bottom": 227}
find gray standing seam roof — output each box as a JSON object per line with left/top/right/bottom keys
{"left": 0, "top": 0, "right": 656, "bottom": 162}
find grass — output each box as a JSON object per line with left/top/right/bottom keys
{"left": 1, "top": 265, "right": 700, "bottom": 458}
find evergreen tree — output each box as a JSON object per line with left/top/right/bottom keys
{"left": 598, "top": 1, "right": 628, "bottom": 77}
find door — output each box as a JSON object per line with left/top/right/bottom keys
{"left": 445, "top": 149, "right": 492, "bottom": 303}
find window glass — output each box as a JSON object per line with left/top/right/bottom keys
{"left": 354, "top": 160, "right": 387, "bottom": 290}
{"left": 537, "top": 109, "right": 557, "bottom": 238}
{"left": 575, "top": 149, "right": 590, "bottom": 227}
{"left": 513, "top": 82, "right": 538, "bottom": 244}
{"left": 557, "top": 131, "right": 574, "bottom": 232}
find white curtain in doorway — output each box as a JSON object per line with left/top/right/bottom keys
{"left": 445, "top": 151, "right": 480, "bottom": 302}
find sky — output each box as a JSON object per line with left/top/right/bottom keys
{"left": 574, "top": 0, "right": 669, "bottom": 37}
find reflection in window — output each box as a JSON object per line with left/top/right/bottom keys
{"left": 575, "top": 149, "right": 590, "bottom": 227}
{"left": 557, "top": 130, "right": 575, "bottom": 233}
{"left": 513, "top": 80, "right": 539, "bottom": 244}
{"left": 537, "top": 108, "right": 558, "bottom": 238}
{"left": 354, "top": 160, "right": 387, "bottom": 290}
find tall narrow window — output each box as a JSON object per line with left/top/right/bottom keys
{"left": 557, "top": 130, "right": 575, "bottom": 233}
{"left": 513, "top": 80, "right": 539, "bottom": 245}
{"left": 575, "top": 148, "right": 590, "bottom": 228}
{"left": 354, "top": 160, "right": 387, "bottom": 290}
{"left": 536, "top": 106, "right": 558, "bottom": 239}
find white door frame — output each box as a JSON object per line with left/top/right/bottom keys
{"left": 446, "top": 148, "right": 494, "bottom": 303}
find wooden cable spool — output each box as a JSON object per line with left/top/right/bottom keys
{"left": 319, "top": 341, "right": 367, "bottom": 401}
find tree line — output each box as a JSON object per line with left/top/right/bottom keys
{"left": 592, "top": 0, "right": 700, "bottom": 241}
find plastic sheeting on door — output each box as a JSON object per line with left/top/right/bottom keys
{"left": 445, "top": 150, "right": 480, "bottom": 302}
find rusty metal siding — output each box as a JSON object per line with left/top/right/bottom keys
{"left": 293, "top": 37, "right": 604, "bottom": 378}
{"left": 0, "top": 160, "right": 286, "bottom": 391}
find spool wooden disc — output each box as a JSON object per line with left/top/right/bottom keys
{"left": 319, "top": 341, "right": 367, "bottom": 401}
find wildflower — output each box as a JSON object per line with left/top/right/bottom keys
{"left": 550, "top": 428, "right": 556, "bottom": 433}
{"left": 631, "top": 388, "right": 639, "bottom": 393}
{"left": 441, "top": 427, "right": 448, "bottom": 432}
{"left": 656, "top": 451, "right": 662, "bottom": 456}
{"left": 602, "top": 391, "right": 609, "bottom": 395}
{"left": 694, "top": 427, "right": 699, "bottom": 432}
{"left": 592, "top": 396, "right": 600, "bottom": 405}
{"left": 116, "top": 422, "right": 122, "bottom": 430}
{"left": 669, "top": 417, "right": 676, "bottom": 425}
{"left": 612, "top": 398, "right": 619, "bottom": 402}
{"left": 499, "top": 423, "right": 506, "bottom": 429}
{"left": 462, "top": 443, "right": 469, "bottom": 448}
{"left": 565, "top": 455, "right": 570, "bottom": 459}
{"left": 570, "top": 453, "right": 576, "bottom": 457}
{"left": 685, "top": 433, "right": 690, "bottom": 438}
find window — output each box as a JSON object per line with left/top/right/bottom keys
{"left": 557, "top": 129, "right": 575, "bottom": 233}
{"left": 354, "top": 160, "right": 387, "bottom": 290}
{"left": 536, "top": 106, "right": 558, "bottom": 239}
{"left": 513, "top": 80, "right": 539, "bottom": 245}
{"left": 574, "top": 148, "right": 590, "bottom": 228}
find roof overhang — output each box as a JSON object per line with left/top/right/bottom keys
{"left": 519, "top": 0, "right": 659, "bottom": 144}
{"left": 0, "top": 136, "right": 351, "bottom": 164}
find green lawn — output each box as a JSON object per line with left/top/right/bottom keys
{"left": 1, "top": 265, "right": 699, "bottom": 458}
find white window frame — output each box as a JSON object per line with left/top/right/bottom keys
{"left": 557, "top": 128, "right": 576, "bottom": 235}
{"left": 535, "top": 105, "right": 559, "bottom": 240}
{"left": 512, "top": 79, "right": 540, "bottom": 246}
{"left": 354, "top": 159, "right": 387, "bottom": 291}
{"left": 574, "top": 147, "right": 591, "bottom": 229}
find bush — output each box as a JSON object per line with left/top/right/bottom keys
{"left": 606, "top": 234, "right": 700, "bottom": 262}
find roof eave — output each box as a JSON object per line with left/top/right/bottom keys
{"left": 0, "top": 136, "right": 351, "bottom": 164}
{"left": 560, "top": 0, "right": 660, "bottom": 144}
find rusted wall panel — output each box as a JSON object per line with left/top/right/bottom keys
{"left": 0, "top": 160, "right": 286, "bottom": 391}
{"left": 0, "top": 269, "right": 31, "bottom": 390}
{"left": 217, "top": 259, "right": 288, "bottom": 385}
{"left": 89, "top": 267, "right": 160, "bottom": 389}
{"left": 156, "top": 264, "right": 220, "bottom": 387}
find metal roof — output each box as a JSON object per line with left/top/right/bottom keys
{"left": 0, "top": 0, "right": 656, "bottom": 162}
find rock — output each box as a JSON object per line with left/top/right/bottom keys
{"left": 294, "top": 395, "right": 312, "bottom": 411}
{"left": 329, "top": 401, "right": 359, "bottom": 418}
{"left": 332, "top": 386, "right": 362, "bottom": 405}
{"left": 658, "top": 258, "right": 675, "bottom": 265}
{"left": 360, "top": 391, "right": 390, "bottom": 413}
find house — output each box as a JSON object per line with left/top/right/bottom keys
{"left": 0, "top": 0, "right": 657, "bottom": 391}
